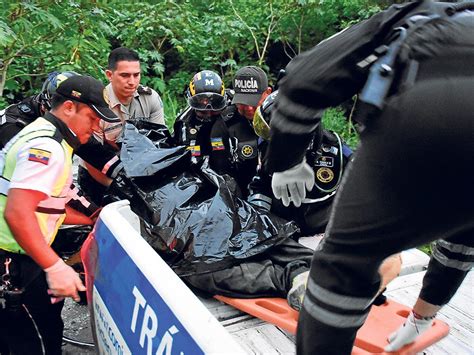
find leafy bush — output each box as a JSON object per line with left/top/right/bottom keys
{"left": 323, "top": 107, "right": 359, "bottom": 150}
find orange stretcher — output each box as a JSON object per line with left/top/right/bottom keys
{"left": 214, "top": 295, "right": 450, "bottom": 354}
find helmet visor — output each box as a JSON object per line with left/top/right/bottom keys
{"left": 188, "top": 92, "right": 226, "bottom": 111}
{"left": 253, "top": 107, "right": 271, "bottom": 140}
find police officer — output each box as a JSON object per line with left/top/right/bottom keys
{"left": 173, "top": 70, "right": 228, "bottom": 162}
{"left": 96, "top": 46, "right": 165, "bottom": 147}
{"left": 209, "top": 66, "right": 272, "bottom": 197}
{"left": 249, "top": 90, "right": 353, "bottom": 234}
{"left": 0, "top": 75, "right": 120, "bottom": 354}
{"left": 78, "top": 47, "right": 165, "bottom": 204}
{"left": 264, "top": 1, "right": 474, "bottom": 353}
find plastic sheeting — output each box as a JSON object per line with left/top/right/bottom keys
{"left": 105, "top": 122, "right": 298, "bottom": 276}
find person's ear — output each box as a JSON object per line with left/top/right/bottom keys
{"left": 258, "top": 88, "right": 273, "bottom": 106}
{"left": 55, "top": 100, "right": 76, "bottom": 123}
{"left": 105, "top": 69, "right": 113, "bottom": 82}
{"left": 62, "top": 100, "right": 76, "bottom": 114}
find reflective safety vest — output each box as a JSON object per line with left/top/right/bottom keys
{"left": 0, "top": 117, "right": 73, "bottom": 253}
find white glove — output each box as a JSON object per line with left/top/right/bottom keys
{"left": 384, "top": 311, "right": 434, "bottom": 352}
{"left": 271, "top": 158, "right": 314, "bottom": 207}
{"left": 44, "top": 259, "right": 86, "bottom": 302}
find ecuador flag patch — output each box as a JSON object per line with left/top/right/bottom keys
{"left": 28, "top": 148, "right": 51, "bottom": 165}
{"left": 211, "top": 137, "right": 225, "bottom": 151}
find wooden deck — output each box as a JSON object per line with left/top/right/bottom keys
{"left": 63, "top": 259, "right": 471, "bottom": 354}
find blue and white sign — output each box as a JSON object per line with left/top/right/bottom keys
{"left": 89, "top": 200, "right": 243, "bottom": 355}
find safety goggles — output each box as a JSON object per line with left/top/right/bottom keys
{"left": 252, "top": 106, "right": 271, "bottom": 140}
{"left": 188, "top": 92, "right": 227, "bottom": 111}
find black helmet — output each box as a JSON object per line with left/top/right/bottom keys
{"left": 253, "top": 90, "right": 278, "bottom": 140}
{"left": 186, "top": 70, "right": 226, "bottom": 111}
{"left": 39, "top": 71, "right": 80, "bottom": 110}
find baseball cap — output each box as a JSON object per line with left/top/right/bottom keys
{"left": 232, "top": 66, "right": 268, "bottom": 107}
{"left": 55, "top": 75, "right": 120, "bottom": 123}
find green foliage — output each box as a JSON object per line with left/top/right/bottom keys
{"left": 419, "top": 244, "right": 433, "bottom": 256}
{"left": 323, "top": 107, "right": 359, "bottom": 150}
{"left": 1, "top": 0, "right": 387, "bottom": 136}
{"left": 162, "top": 93, "right": 181, "bottom": 132}
{"left": 0, "top": 1, "right": 113, "bottom": 100}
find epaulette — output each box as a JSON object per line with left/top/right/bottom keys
{"left": 137, "top": 85, "right": 153, "bottom": 95}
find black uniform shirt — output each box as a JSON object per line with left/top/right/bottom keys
{"left": 173, "top": 108, "right": 217, "bottom": 158}
{"left": 209, "top": 107, "right": 259, "bottom": 197}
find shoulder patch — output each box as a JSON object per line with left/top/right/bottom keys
{"left": 211, "top": 137, "right": 225, "bottom": 151}
{"left": 28, "top": 148, "right": 51, "bottom": 165}
{"left": 137, "top": 85, "right": 152, "bottom": 95}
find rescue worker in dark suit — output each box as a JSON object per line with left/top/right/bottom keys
{"left": 250, "top": 90, "right": 401, "bottom": 311}
{"left": 264, "top": 1, "right": 474, "bottom": 353}
{"left": 0, "top": 71, "right": 78, "bottom": 149}
{"left": 175, "top": 68, "right": 269, "bottom": 197}
{"left": 209, "top": 66, "right": 272, "bottom": 197}
{"left": 249, "top": 90, "right": 353, "bottom": 234}
{"left": 173, "top": 70, "right": 228, "bottom": 162}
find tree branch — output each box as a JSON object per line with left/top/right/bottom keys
{"left": 230, "top": 0, "right": 261, "bottom": 59}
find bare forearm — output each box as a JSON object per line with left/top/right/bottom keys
{"left": 64, "top": 205, "right": 93, "bottom": 225}
{"left": 83, "top": 161, "right": 112, "bottom": 187}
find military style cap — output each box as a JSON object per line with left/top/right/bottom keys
{"left": 232, "top": 66, "right": 268, "bottom": 107}
{"left": 56, "top": 75, "right": 119, "bottom": 122}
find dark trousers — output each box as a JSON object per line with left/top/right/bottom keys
{"left": 184, "top": 238, "right": 314, "bottom": 298}
{"left": 297, "top": 78, "right": 474, "bottom": 354}
{"left": 0, "top": 253, "right": 64, "bottom": 355}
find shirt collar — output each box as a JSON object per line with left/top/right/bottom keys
{"left": 43, "top": 112, "right": 81, "bottom": 151}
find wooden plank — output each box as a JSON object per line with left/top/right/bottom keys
{"left": 225, "top": 318, "right": 296, "bottom": 355}
{"left": 198, "top": 295, "right": 245, "bottom": 321}
{"left": 298, "top": 235, "right": 430, "bottom": 276}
